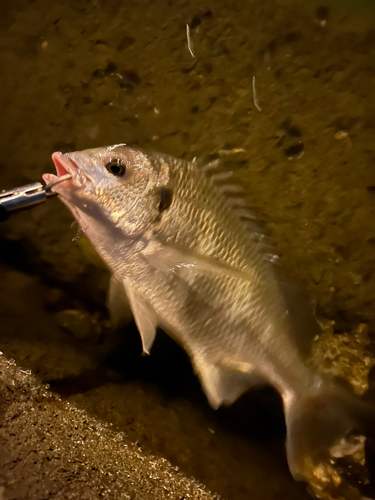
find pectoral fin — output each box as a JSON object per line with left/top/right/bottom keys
{"left": 122, "top": 280, "right": 158, "bottom": 355}
{"left": 141, "top": 239, "right": 252, "bottom": 282}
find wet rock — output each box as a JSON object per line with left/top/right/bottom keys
{"left": 94, "top": 39, "right": 108, "bottom": 46}
{"left": 284, "top": 142, "right": 304, "bottom": 159}
{"left": 281, "top": 118, "right": 303, "bottom": 138}
{"left": 104, "top": 61, "right": 117, "bottom": 75}
{"left": 284, "top": 31, "right": 303, "bottom": 43}
{"left": 211, "top": 41, "right": 229, "bottom": 57}
{"left": 119, "top": 69, "right": 141, "bottom": 85}
{"left": 55, "top": 309, "right": 97, "bottom": 340}
{"left": 44, "top": 287, "right": 73, "bottom": 312}
{"left": 316, "top": 6, "right": 329, "bottom": 26}
{"left": 0, "top": 355, "right": 216, "bottom": 500}
{"left": 92, "top": 61, "right": 117, "bottom": 78}
{"left": 190, "top": 15, "right": 201, "bottom": 30}
{"left": 117, "top": 35, "right": 135, "bottom": 51}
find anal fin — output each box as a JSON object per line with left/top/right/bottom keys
{"left": 194, "top": 356, "right": 265, "bottom": 409}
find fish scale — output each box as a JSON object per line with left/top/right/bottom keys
{"left": 155, "top": 159, "right": 292, "bottom": 350}
{"left": 162, "top": 159, "right": 257, "bottom": 269}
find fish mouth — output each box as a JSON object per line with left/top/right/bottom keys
{"left": 52, "top": 151, "right": 77, "bottom": 178}
{"left": 43, "top": 152, "right": 88, "bottom": 194}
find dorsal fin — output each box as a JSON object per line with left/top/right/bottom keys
{"left": 197, "top": 157, "right": 276, "bottom": 260}
{"left": 196, "top": 156, "right": 320, "bottom": 356}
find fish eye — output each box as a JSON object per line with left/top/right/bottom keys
{"left": 106, "top": 160, "right": 126, "bottom": 176}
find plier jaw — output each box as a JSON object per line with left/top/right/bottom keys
{"left": 0, "top": 174, "right": 71, "bottom": 221}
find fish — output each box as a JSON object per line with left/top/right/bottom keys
{"left": 43, "top": 144, "right": 374, "bottom": 496}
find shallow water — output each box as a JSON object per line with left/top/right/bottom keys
{"left": 1, "top": 0, "right": 375, "bottom": 498}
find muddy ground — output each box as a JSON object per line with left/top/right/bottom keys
{"left": 1, "top": 0, "right": 375, "bottom": 498}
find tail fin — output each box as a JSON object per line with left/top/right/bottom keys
{"left": 284, "top": 381, "right": 375, "bottom": 496}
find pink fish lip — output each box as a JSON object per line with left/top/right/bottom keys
{"left": 52, "top": 151, "right": 79, "bottom": 178}
{"left": 43, "top": 152, "right": 87, "bottom": 193}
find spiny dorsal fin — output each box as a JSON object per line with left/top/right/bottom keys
{"left": 197, "top": 157, "right": 276, "bottom": 260}
{"left": 196, "top": 156, "right": 319, "bottom": 355}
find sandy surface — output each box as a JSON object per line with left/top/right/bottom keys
{"left": 0, "top": 355, "right": 218, "bottom": 500}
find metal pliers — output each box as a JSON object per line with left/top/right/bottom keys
{"left": 0, "top": 175, "right": 70, "bottom": 222}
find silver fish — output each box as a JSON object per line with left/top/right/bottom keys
{"left": 43, "top": 145, "right": 373, "bottom": 494}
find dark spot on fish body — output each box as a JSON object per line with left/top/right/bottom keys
{"left": 158, "top": 187, "right": 173, "bottom": 213}
{"left": 152, "top": 187, "right": 173, "bottom": 224}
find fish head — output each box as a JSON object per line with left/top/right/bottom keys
{"left": 43, "top": 144, "right": 170, "bottom": 238}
